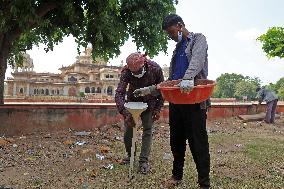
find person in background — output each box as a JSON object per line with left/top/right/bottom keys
{"left": 115, "top": 52, "right": 164, "bottom": 174}
{"left": 256, "top": 87, "right": 278, "bottom": 124}
{"left": 134, "top": 14, "right": 211, "bottom": 189}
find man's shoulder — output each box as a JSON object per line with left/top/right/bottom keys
{"left": 120, "top": 66, "right": 131, "bottom": 78}
{"left": 147, "top": 60, "right": 162, "bottom": 70}
{"left": 193, "top": 33, "right": 207, "bottom": 41}
{"left": 188, "top": 32, "right": 206, "bottom": 38}
{"left": 121, "top": 65, "right": 130, "bottom": 73}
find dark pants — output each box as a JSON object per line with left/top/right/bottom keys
{"left": 169, "top": 103, "right": 210, "bottom": 187}
{"left": 124, "top": 109, "right": 153, "bottom": 163}
{"left": 265, "top": 99, "right": 278, "bottom": 123}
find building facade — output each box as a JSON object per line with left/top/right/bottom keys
{"left": 5, "top": 48, "right": 122, "bottom": 100}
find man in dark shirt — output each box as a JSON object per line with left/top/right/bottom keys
{"left": 162, "top": 14, "right": 210, "bottom": 189}
{"left": 134, "top": 14, "right": 210, "bottom": 189}
{"left": 115, "top": 52, "right": 164, "bottom": 174}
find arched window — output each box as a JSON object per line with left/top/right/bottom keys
{"left": 51, "top": 90, "right": 54, "bottom": 95}
{"left": 45, "top": 89, "right": 49, "bottom": 95}
{"left": 68, "top": 76, "right": 77, "bottom": 82}
{"left": 91, "top": 87, "right": 96, "bottom": 93}
{"left": 96, "top": 87, "right": 101, "bottom": 93}
{"left": 19, "top": 88, "right": 23, "bottom": 94}
{"left": 41, "top": 89, "right": 44, "bottom": 94}
{"left": 85, "top": 87, "right": 90, "bottom": 93}
{"left": 107, "top": 86, "right": 113, "bottom": 95}
{"left": 34, "top": 89, "right": 37, "bottom": 95}
{"left": 57, "top": 89, "right": 60, "bottom": 95}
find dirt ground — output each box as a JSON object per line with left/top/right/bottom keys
{"left": 0, "top": 116, "right": 284, "bottom": 189}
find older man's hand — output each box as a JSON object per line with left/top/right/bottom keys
{"left": 152, "top": 110, "right": 160, "bottom": 122}
{"left": 123, "top": 109, "right": 135, "bottom": 127}
{"left": 133, "top": 85, "right": 157, "bottom": 97}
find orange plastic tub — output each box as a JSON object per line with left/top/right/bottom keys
{"left": 157, "top": 79, "right": 216, "bottom": 104}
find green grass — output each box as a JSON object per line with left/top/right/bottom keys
{"left": 1, "top": 118, "right": 284, "bottom": 188}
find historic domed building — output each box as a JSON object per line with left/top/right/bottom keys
{"left": 5, "top": 48, "right": 122, "bottom": 100}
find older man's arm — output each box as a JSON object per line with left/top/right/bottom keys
{"left": 115, "top": 69, "right": 130, "bottom": 117}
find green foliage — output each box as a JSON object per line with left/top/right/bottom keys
{"left": 265, "top": 83, "right": 276, "bottom": 91}
{"left": 278, "top": 87, "right": 284, "bottom": 100}
{"left": 1, "top": 0, "right": 177, "bottom": 65}
{"left": 214, "top": 73, "right": 245, "bottom": 98}
{"left": 234, "top": 80, "right": 258, "bottom": 100}
{"left": 79, "top": 92, "right": 85, "bottom": 97}
{"left": 274, "top": 77, "right": 284, "bottom": 92}
{"left": 214, "top": 73, "right": 261, "bottom": 99}
{"left": 264, "top": 77, "right": 284, "bottom": 100}
{"left": 257, "top": 27, "right": 284, "bottom": 59}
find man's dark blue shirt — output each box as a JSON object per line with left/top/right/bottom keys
{"left": 172, "top": 38, "right": 189, "bottom": 80}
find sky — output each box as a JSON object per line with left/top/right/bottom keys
{"left": 5, "top": 0, "right": 284, "bottom": 85}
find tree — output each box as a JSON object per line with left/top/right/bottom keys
{"left": 277, "top": 87, "right": 284, "bottom": 100}
{"left": 274, "top": 77, "right": 284, "bottom": 93}
{"left": 234, "top": 80, "right": 259, "bottom": 100}
{"left": 257, "top": 27, "right": 284, "bottom": 58}
{"left": 213, "top": 74, "right": 261, "bottom": 99}
{"left": 0, "top": 0, "right": 177, "bottom": 104}
{"left": 214, "top": 73, "right": 245, "bottom": 98}
{"left": 265, "top": 82, "right": 276, "bottom": 91}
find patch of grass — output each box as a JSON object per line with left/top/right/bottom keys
{"left": 245, "top": 138, "right": 284, "bottom": 162}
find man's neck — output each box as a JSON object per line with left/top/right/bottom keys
{"left": 182, "top": 28, "right": 190, "bottom": 37}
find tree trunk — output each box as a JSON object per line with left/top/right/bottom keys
{"left": 0, "top": 50, "right": 8, "bottom": 105}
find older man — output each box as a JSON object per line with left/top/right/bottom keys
{"left": 115, "top": 52, "right": 164, "bottom": 174}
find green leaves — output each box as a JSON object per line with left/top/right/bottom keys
{"left": 120, "top": 0, "right": 175, "bottom": 57}
{"left": 257, "top": 27, "right": 284, "bottom": 59}
{"left": 1, "top": 0, "right": 177, "bottom": 65}
{"left": 213, "top": 73, "right": 261, "bottom": 100}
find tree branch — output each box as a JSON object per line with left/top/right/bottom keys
{"left": 36, "top": 2, "right": 58, "bottom": 18}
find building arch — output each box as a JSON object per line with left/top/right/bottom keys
{"left": 68, "top": 76, "right": 77, "bottom": 82}
{"left": 96, "top": 87, "right": 101, "bottom": 93}
{"left": 85, "top": 87, "right": 90, "bottom": 93}
{"left": 107, "top": 86, "right": 113, "bottom": 95}
{"left": 91, "top": 87, "right": 96, "bottom": 93}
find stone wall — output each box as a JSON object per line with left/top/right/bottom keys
{"left": 0, "top": 102, "right": 283, "bottom": 136}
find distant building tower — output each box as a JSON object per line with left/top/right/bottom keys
{"left": 13, "top": 53, "right": 34, "bottom": 73}
{"left": 162, "top": 64, "right": 169, "bottom": 80}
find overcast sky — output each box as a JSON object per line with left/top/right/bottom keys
{"left": 5, "top": 0, "right": 284, "bottom": 85}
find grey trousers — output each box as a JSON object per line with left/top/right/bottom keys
{"left": 124, "top": 109, "right": 153, "bottom": 163}
{"left": 265, "top": 99, "right": 278, "bottom": 123}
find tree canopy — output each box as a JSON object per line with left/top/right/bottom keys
{"left": 0, "top": 0, "right": 177, "bottom": 104}
{"left": 257, "top": 27, "right": 284, "bottom": 59}
{"left": 212, "top": 73, "right": 261, "bottom": 100}
{"left": 213, "top": 73, "right": 245, "bottom": 98}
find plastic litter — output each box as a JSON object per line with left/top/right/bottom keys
{"left": 96, "top": 153, "right": 105, "bottom": 160}
{"left": 75, "top": 141, "right": 87, "bottom": 146}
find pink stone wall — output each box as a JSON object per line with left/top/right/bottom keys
{"left": 0, "top": 103, "right": 283, "bottom": 136}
